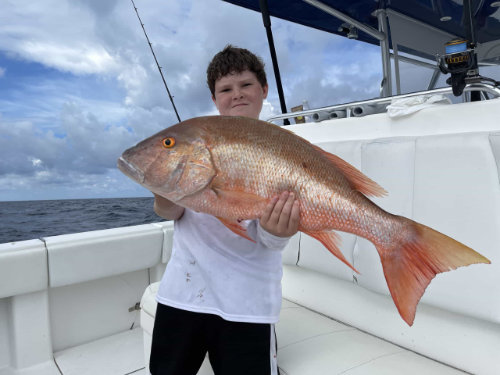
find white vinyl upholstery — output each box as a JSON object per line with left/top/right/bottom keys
{"left": 0, "top": 239, "right": 48, "bottom": 298}
{"left": 46, "top": 224, "right": 163, "bottom": 287}
{"left": 412, "top": 133, "right": 500, "bottom": 321}
{"left": 282, "top": 265, "right": 500, "bottom": 375}
{"left": 277, "top": 298, "right": 464, "bottom": 375}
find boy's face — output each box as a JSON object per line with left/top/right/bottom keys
{"left": 212, "top": 70, "right": 268, "bottom": 119}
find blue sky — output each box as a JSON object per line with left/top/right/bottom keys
{"left": 0, "top": 0, "right": 467, "bottom": 201}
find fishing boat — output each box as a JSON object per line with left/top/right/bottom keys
{"left": 1, "top": 1, "right": 500, "bottom": 374}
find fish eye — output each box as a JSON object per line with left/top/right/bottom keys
{"left": 162, "top": 137, "right": 175, "bottom": 148}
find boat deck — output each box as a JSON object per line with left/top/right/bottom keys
{"left": 54, "top": 329, "right": 146, "bottom": 375}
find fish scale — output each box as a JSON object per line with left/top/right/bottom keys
{"left": 181, "top": 116, "right": 485, "bottom": 259}
{"left": 208, "top": 119, "right": 352, "bottom": 221}
{"left": 209, "top": 118, "right": 389, "bottom": 239}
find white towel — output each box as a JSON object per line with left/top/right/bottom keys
{"left": 387, "top": 94, "right": 451, "bottom": 118}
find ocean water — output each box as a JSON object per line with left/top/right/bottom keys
{"left": 0, "top": 197, "right": 165, "bottom": 244}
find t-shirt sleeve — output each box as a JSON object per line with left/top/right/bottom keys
{"left": 255, "top": 222, "right": 291, "bottom": 250}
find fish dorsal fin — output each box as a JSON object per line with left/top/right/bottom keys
{"left": 216, "top": 217, "right": 256, "bottom": 243}
{"left": 312, "top": 144, "right": 387, "bottom": 198}
{"left": 303, "top": 230, "right": 359, "bottom": 274}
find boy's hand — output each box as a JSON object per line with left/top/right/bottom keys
{"left": 259, "top": 191, "right": 300, "bottom": 237}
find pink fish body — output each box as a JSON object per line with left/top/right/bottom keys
{"left": 118, "top": 116, "right": 490, "bottom": 325}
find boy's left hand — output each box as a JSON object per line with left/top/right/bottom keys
{"left": 260, "top": 191, "right": 300, "bottom": 237}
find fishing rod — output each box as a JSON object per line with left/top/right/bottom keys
{"left": 130, "top": 0, "right": 181, "bottom": 122}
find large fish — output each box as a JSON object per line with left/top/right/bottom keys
{"left": 118, "top": 115, "right": 490, "bottom": 326}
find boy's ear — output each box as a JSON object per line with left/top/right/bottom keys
{"left": 212, "top": 95, "right": 220, "bottom": 113}
{"left": 263, "top": 84, "right": 269, "bottom": 98}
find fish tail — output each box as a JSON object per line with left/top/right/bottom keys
{"left": 377, "top": 217, "right": 490, "bottom": 326}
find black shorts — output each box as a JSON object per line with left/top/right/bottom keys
{"left": 149, "top": 303, "right": 279, "bottom": 375}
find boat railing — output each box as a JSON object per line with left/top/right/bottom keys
{"left": 266, "top": 83, "right": 500, "bottom": 124}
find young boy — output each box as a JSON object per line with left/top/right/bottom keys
{"left": 149, "top": 45, "right": 300, "bottom": 375}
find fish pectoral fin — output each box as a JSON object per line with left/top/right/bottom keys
{"left": 303, "top": 230, "right": 359, "bottom": 274}
{"left": 217, "top": 217, "right": 256, "bottom": 243}
{"left": 311, "top": 144, "right": 387, "bottom": 198}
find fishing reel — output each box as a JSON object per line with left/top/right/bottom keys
{"left": 437, "top": 38, "right": 479, "bottom": 96}
{"left": 438, "top": 38, "right": 500, "bottom": 97}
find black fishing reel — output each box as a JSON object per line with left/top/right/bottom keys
{"left": 438, "top": 38, "right": 500, "bottom": 98}
{"left": 438, "top": 38, "right": 478, "bottom": 96}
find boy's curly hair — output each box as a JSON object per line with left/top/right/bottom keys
{"left": 206, "top": 45, "right": 267, "bottom": 96}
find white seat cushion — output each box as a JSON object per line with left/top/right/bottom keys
{"left": 277, "top": 300, "right": 464, "bottom": 375}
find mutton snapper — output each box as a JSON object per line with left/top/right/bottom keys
{"left": 117, "top": 115, "right": 490, "bottom": 326}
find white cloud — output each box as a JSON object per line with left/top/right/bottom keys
{"left": 0, "top": 0, "right": 439, "bottom": 201}
{"left": 21, "top": 42, "right": 118, "bottom": 74}
{"left": 260, "top": 100, "right": 279, "bottom": 121}
{"left": 0, "top": 1, "right": 103, "bottom": 72}
{"left": 31, "top": 158, "right": 43, "bottom": 167}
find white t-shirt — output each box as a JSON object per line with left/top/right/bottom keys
{"left": 156, "top": 208, "right": 289, "bottom": 323}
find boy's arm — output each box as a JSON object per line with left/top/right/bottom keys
{"left": 153, "top": 194, "right": 185, "bottom": 220}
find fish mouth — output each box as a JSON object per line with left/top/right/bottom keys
{"left": 117, "top": 156, "right": 145, "bottom": 184}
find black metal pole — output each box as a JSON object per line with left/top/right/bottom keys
{"left": 259, "top": 0, "right": 290, "bottom": 125}
{"left": 463, "top": 0, "right": 481, "bottom": 101}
